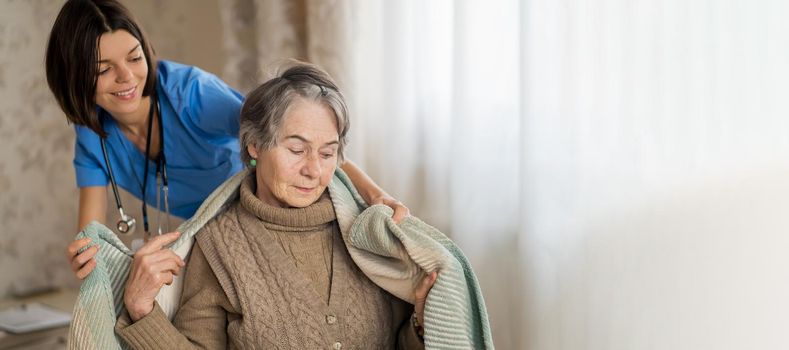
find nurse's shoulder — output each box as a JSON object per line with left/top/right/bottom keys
{"left": 157, "top": 60, "right": 244, "bottom": 137}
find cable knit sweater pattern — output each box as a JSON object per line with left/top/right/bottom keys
{"left": 67, "top": 168, "right": 494, "bottom": 350}
{"left": 116, "top": 176, "right": 421, "bottom": 349}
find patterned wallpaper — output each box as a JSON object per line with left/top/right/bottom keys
{"left": 0, "top": 0, "right": 77, "bottom": 297}
{"left": 0, "top": 0, "right": 225, "bottom": 298}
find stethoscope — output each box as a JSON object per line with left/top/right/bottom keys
{"left": 99, "top": 95, "right": 170, "bottom": 238}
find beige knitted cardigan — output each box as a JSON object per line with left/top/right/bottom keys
{"left": 115, "top": 174, "right": 423, "bottom": 349}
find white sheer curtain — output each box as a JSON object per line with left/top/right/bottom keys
{"left": 346, "top": 1, "right": 523, "bottom": 348}
{"left": 346, "top": 0, "right": 789, "bottom": 349}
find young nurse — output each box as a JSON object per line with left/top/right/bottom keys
{"left": 45, "top": 0, "right": 409, "bottom": 280}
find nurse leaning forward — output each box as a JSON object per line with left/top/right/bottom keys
{"left": 45, "top": 0, "right": 411, "bottom": 280}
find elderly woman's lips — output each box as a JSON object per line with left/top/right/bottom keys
{"left": 294, "top": 186, "right": 314, "bottom": 193}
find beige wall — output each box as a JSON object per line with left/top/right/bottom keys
{"left": 125, "top": 0, "right": 226, "bottom": 77}
{"left": 0, "top": 0, "right": 226, "bottom": 297}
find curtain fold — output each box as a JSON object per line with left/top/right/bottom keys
{"left": 217, "top": 0, "right": 351, "bottom": 93}
{"left": 344, "top": 1, "right": 525, "bottom": 348}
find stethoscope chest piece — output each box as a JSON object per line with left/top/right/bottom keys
{"left": 117, "top": 207, "right": 136, "bottom": 235}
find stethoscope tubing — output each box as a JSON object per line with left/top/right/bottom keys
{"left": 100, "top": 96, "right": 169, "bottom": 236}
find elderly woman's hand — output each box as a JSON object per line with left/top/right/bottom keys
{"left": 414, "top": 271, "right": 438, "bottom": 327}
{"left": 371, "top": 194, "right": 411, "bottom": 224}
{"left": 123, "top": 231, "right": 184, "bottom": 322}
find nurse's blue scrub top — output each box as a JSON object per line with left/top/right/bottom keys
{"left": 73, "top": 60, "right": 245, "bottom": 219}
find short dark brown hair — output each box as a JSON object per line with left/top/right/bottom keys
{"left": 45, "top": 0, "right": 157, "bottom": 138}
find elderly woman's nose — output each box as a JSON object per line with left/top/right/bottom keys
{"left": 300, "top": 153, "right": 322, "bottom": 178}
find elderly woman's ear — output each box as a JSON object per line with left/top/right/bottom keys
{"left": 247, "top": 145, "right": 259, "bottom": 160}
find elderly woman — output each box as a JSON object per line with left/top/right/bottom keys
{"left": 114, "top": 63, "right": 436, "bottom": 349}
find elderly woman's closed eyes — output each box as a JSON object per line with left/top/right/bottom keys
{"left": 115, "top": 62, "right": 436, "bottom": 350}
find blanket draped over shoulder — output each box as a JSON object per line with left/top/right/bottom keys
{"left": 67, "top": 169, "right": 494, "bottom": 350}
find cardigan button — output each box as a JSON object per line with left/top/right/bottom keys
{"left": 333, "top": 341, "right": 342, "bottom": 350}
{"left": 326, "top": 314, "right": 337, "bottom": 325}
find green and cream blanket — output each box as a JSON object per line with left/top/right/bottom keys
{"left": 67, "top": 169, "right": 494, "bottom": 350}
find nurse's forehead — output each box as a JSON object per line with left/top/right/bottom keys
{"left": 98, "top": 31, "right": 141, "bottom": 62}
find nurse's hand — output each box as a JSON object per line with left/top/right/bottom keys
{"left": 413, "top": 271, "right": 438, "bottom": 326}
{"left": 123, "top": 232, "right": 184, "bottom": 322}
{"left": 370, "top": 194, "right": 411, "bottom": 224}
{"left": 67, "top": 238, "right": 98, "bottom": 280}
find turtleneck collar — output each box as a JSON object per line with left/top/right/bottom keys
{"left": 239, "top": 172, "right": 336, "bottom": 228}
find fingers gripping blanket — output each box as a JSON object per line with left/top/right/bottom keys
{"left": 67, "top": 169, "right": 494, "bottom": 350}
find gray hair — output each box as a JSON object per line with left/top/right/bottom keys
{"left": 239, "top": 62, "right": 350, "bottom": 165}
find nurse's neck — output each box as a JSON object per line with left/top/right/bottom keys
{"left": 114, "top": 96, "right": 162, "bottom": 160}
{"left": 115, "top": 96, "right": 153, "bottom": 139}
